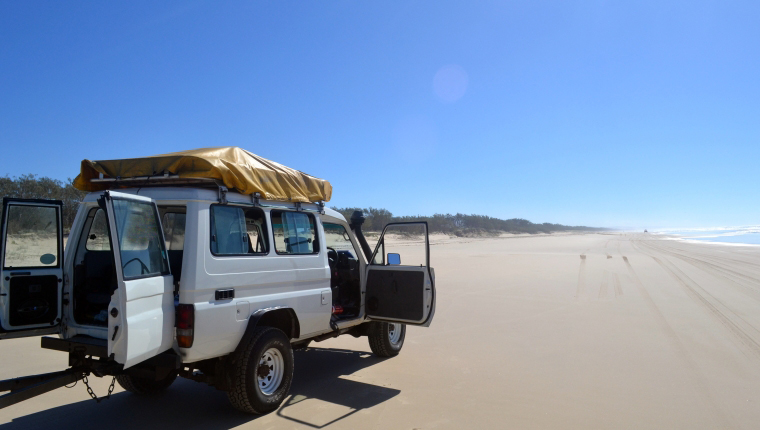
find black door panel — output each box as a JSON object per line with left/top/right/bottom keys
{"left": 366, "top": 270, "right": 424, "bottom": 321}
{"left": 8, "top": 275, "right": 58, "bottom": 327}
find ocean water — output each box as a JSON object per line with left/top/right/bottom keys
{"left": 654, "top": 226, "right": 760, "bottom": 246}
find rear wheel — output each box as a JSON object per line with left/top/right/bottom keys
{"left": 228, "top": 326, "right": 294, "bottom": 414}
{"left": 368, "top": 322, "right": 406, "bottom": 357}
{"left": 116, "top": 371, "right": 177, "bottom": 395}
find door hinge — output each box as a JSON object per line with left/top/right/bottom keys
{"left": 218, "top": 186, "right": 228, "bottom": 204}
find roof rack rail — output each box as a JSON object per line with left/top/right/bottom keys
{"left": 90, "top": 173, "right": 220, "bottom": 187}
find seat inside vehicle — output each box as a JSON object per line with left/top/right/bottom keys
{"left": 70, "top": 206, "right": 187, "bottom": 328}
{"left": 323, "top": 222, "right": 361, "bottom": 320}
{"left": 72, "top": 208, "right": 115, "bottom": 327}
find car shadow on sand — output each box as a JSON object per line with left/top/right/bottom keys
{"left": 0, "top": 347, "right": 399, "bottom": 430}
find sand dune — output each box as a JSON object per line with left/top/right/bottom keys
{"left": 1, "top": 233, "right": 760, "bottom": 429}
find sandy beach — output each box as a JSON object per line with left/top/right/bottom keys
{"left": 2, "top": 232, "right": 760, "bottom": 429}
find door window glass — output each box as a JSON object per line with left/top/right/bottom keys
{"left": 271, "top": 211, "right": 317, "bottom": 255}
{"left": 372, "top": 241, "right": 385, "bottom": 265}
{"left": 85, "top": 209, "right": 111, "bottom": 251}
{"left": 210, "top": 206, "right": 268, "bottom": 255}
{"left": 370, "top": 223, "right": 428, "bottom": 267}
{"left": 162, "top": 212, "right": 186, "bottom": 251}
{"left": 3, "top": 205, "right": 59, "bottom": 268}
{"left": 323, "top": 223, "right": 359, "bottom": 258}
{"left": 245, "top": 211, "right": 268, "bottom": 254}
{"left": 112, "top": 199, "right": 169, "bottom": 278}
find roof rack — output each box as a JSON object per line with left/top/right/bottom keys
{"left": 89, "top": 173, "right": 326, "bottom": 214}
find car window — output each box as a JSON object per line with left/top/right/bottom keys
{"left": 271, "top": 211, "right": 318, "bottom": 255}
{"left": 210, "top": 205, "right": 268, "bottom": 255}
{"left": 162, "top": 212, "right": 186, "bottom": 251}
{"left": 86, "top": 209, "right": 111, "bottom": 251}
{"left": 245, "top": 212, "right": 268, "bottom": 254}
{"left": 112, "top": 199, "right": 169, "bottom": 278}
{"left": 370, "top": 223, "right": 427, "bottom": 267}
{"left": 323, "top": 222, "right": 358, "bottom": 258}
{"left": 3, "top": 204, "right": 59, "bottom": 268}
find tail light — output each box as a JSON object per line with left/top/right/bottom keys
{"left": 176, "top": 304, "right": 194, "bottom": 348}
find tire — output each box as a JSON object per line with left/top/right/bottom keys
{"left": 116, "top": 371, "right": 177, "bottom": 395}
{"left": 227, "top": 326, "right": 294, "bottom": 414}
{"left": 368, "top": 322, "right": 406, "bottom": 357}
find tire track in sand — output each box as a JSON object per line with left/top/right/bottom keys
{"left": 638, "top": 240, "right": 760, "bottom": 303}
{"left": 650, "top": 256, "right": 760, "bottom": 360}
{"left": 622, "top": 255, "right": 730, "bottom": 427}
{"left": 576, "top": 254, "right": 586, "bottom": 299}
{"left": 604, "top": 240, "right": 612, "bottom": 259}
{"left": 613, "top": 273, "right": 623, "bottom": 297}
{"left": 598, "top": 270, "right": 609, "bottom": 299}
{"left": 631, "top": 240, "right": 760, "bottom": 359}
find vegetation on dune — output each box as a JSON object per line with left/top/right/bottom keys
{"left": 1, "top": 175, "right": 85, "bottom": 232}
{"left": 331, "top": 207, "right": 605, "bottom": 235}
{"left": 0, "top": 175, "right": 605, "bottom": 235}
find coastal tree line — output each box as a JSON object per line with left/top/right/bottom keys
{"left": 330, "top": 207, "right": 604, "bottom": 235}
{"left": 1, "top": 175, "right": 84, "bottom": 232}
{"left": 0, "top": 175, "right": 603, "bottom": 235}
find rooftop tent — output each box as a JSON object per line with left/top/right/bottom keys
{"left": 73, "top": 147, "right": 332, "bottom": 203}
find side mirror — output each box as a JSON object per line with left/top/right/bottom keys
{"left": 387, "top": 253, "right": 401, "bottom": 265}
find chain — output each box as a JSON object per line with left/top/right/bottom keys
{"left": 82, "top": 373, "right": 117, "bottom": 403}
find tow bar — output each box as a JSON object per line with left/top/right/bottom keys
{"left": 0, "top": 336, "right": 120, "bottom": 409}
{"left": 0, "top": 368, "right": 84, "bottom": 409}
{"left": 0, "top": 336, "right": 179, "bottom": 409}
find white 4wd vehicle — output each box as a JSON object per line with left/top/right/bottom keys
{"left": 0, "top": 179, "right": 435, "bottom": 413}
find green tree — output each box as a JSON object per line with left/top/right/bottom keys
{"left": 0, "top": 174, "right": 86, "bottom": 232}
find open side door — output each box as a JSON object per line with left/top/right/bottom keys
{"left": 101, "top": 191, "right": 174, "bottom": 369}
{"left": 364, "top": 222, "right": 436, "bottom": 327}
{"left": 0, "top": 198, "right": 63, "bottom": 339}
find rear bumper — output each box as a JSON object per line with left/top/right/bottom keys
{"left": 40, "top": 336, "right": 181, "bottom": 380}
{"left": 41, "top": 335, "right": 108, "bottom": 358}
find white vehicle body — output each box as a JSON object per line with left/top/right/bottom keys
{"left": 0, "top": 186, "right": 436, "bottom": 371}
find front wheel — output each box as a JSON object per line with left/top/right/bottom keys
{"left": 368, "top": 322, "right": 406, "bottom": 357}
{"left": 227, "top": 327, "right": 294, "bottom": 414}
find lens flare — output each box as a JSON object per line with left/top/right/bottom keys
{"left": 433, "top": 64, "right": 469, "bottom": 103}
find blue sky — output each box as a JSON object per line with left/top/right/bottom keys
{"left": 1, "top": 1, "right": 758, "bottom": 229}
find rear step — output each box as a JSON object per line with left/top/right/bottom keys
{"left": 41, "top": 335, "right": 108, "bottom": 358}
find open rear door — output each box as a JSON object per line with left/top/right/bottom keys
{"left": 364, "top": 222, "right": 436, "bottom": 327}
{"left": 0, "top": 198, "right": 64, "bottom": 339}
{"left": 101, "top": 191, "right": 174, "bottom": 369}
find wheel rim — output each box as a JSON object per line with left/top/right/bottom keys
{"left": 257, "top": 347, "right": 284, "bottom": 395}
{"left": 388, "top": 323, "right": 402, "bottom": 345}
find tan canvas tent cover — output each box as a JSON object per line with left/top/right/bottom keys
{"left": 73, "top": 147, "right": 332, "bottom": 203}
